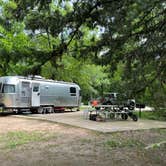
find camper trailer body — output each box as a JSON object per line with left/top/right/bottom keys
{"left": 0, "top": 76, "right": 81, "bottom": 112}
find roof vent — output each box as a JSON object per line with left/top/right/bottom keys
{"left": 28, "top": 75, "right": 44, "bottom": 79}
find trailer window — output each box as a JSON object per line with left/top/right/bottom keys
{"left": 2, "top": 84, "right": 15, "bottom": 93}
{"left": 70, "top": 87, "right": 76, "bottom": 96}
{"left": 33, "top": 86, "right": 39, "bottom": 92}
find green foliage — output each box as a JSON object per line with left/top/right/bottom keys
{"left": 41, "top": 55, "right": 109, "bottom": 102}
{"left": 0, "top": 0, "right": 165, "bottom": 106}
{"left": 135, "top": 109, "right": 166, "bottom": 121}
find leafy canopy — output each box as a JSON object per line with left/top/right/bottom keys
{"left": 0, "top": 0, "right": 165, "bottom": 106}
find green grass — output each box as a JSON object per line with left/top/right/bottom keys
{"left": 0, "top": 131, "right": 51, "bottom": 149}
{"left": 105, "top": 139, "right": 145, "bottom": 149}
{"left": 135, "top": 110, "right": 166, "bottom": 121}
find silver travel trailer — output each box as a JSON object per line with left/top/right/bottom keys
{"left": 0, "top": 76, "right": 81, "bottom": 113}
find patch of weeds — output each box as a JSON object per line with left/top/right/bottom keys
{"left": 105, "top": 139, "right": 145, "bottom": 149}
{"left": 153, "top": 129, "right": 166, "bottom": 135}
{"left": 145, "top": 140, "right": 166, "bottom": 150}
{"left": 0, "top": 131, "right": 49, "bottom": 149}
{"left": 105, "top": 140, "right": 120, "bottom": 148}
{"left": 125, "top": 139, "right": 145, "bottom": 147}
{"left": 80, "top": 138, "right": 92, "bottom": 144}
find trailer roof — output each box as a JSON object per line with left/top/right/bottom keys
{"left": 0, "top": 76, "right": 78, "bottom": 86}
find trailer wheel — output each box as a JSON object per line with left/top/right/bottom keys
{"left": 31, "top": 109, "right": 38, "bottom": 114}
{"left": 121, "top": 113, "right": 128, "bottom": 120}
{"left": 13, "top": 109, "right": 22, "bottom": 114}
{"left": 132, "top": 114, "right": 138, "bottom": 121}
{"left": 37, "top": 107, "right": 43, "bottom": 114}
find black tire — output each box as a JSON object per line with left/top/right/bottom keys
{"left": 128, "top": 101, "right": 135, "bottom": 110}
{"left": 14, "top": 109, "right": 22, "bottom": 114}
{"left": 31, "top": 109, "right": 38, "bottom": 114}
{"left": 132, "top": 114, "right": 138, "bottom": 121}
{"left": 89, "top": 114, "right": 97, "bottom": 121}
{"left": 121, "top": 113, "right": 128, "bottom": 120}
{"left": 106, "top": 101, "right": 112, "bottom": 105}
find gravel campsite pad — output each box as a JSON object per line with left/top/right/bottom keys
{"left": 0, "top": 115, "right": 166, "bottom": 166}
{"left": 23, "top": 111, "right": 166, "bottom": 133}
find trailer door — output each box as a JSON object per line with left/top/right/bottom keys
{"left": 21, "top": 81, "right": 31, "bottom": 107}
{"left": 31, "top": 83, "right": 40, "bottom": 107}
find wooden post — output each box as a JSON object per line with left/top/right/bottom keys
{"left": 139, "top": 107, "right": 142, "bottom": 118}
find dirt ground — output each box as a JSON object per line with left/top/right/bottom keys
{"left": 0, "top": 115, "right": 166, "bottom": 166}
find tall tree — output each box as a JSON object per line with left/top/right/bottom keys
{"left": 0, "top": 0, "right": 165, "bottom": 106}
